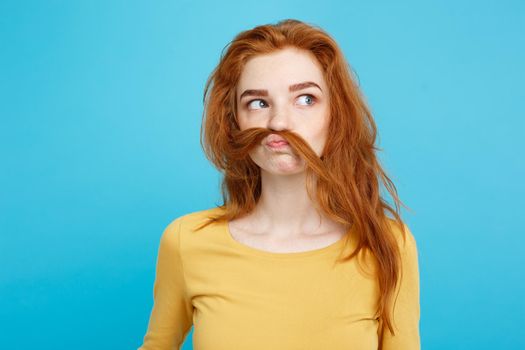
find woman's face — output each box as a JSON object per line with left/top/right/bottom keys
{"left": 235, "top": 47, "right": 330, "bottom": 175}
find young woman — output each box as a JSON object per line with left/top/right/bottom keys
{"left": 139, "top": 19, "right": 420, "bottom": 350}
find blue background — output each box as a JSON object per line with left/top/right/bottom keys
{"left": 1, "top": 1, "right": 523, "bottom": 349}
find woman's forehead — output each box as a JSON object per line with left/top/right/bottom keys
{"left": 236, "top": 48, "right": 326, "bottom": 95}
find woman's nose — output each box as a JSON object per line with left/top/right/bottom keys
{"left": 267, "top": 102, "right": 291, "bottom": 131}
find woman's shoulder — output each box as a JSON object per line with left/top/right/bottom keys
{"left": 384, "top": 217, "right": 418, "bottom": 256}
{"left": 162, "top": 206, "right": 225, "bottom": 237}
{"left": 178, "top": 206, "right": 224, "bottom": 226}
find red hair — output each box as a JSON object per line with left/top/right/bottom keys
{"left": 197, "top": 18, "right": 411, "bottom": 343}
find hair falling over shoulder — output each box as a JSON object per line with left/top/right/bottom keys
{"left": 195, "top": 18, "right": 412, "bottom": 342}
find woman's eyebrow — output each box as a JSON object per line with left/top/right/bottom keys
{"left": 239, "top": 81, "right": 322, "bottom": 100}
{"left": 289, "top": 81, "right": 322, "bottom": 93}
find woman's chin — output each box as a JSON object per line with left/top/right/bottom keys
{"left": 263, "top": 158, "right": 306, "bottom": 175}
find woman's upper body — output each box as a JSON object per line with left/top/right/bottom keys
{"left": 139, "top": 18, "right": 421, "bottom": 349}
{"left": 138, "top": 206, "right": 420, "bottom": 350}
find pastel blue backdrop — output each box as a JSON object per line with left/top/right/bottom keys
{"left": 1, "top": 1, "right": 523, "bottom": 349}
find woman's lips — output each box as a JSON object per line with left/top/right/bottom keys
{"left": 266, "top": 141, "right": 289, "bottom": 150}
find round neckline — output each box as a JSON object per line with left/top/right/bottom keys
{"left": 221, "top": 218, "right": 349, "bottom": 259}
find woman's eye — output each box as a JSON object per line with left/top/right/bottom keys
{"left": 247, "top": 99, "right": 268, "bottom": 110}
{"left": 297, "top": 94, "right": 316, "bottom": 106}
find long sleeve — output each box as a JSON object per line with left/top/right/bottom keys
{"left": 138, "top": 217, "right": 194, "bottom": 350}
{"left": 380, "top": 223, "right": 421, "bottom": 350}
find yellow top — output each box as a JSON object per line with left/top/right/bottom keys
{"left": 138, "top": 206, "right": 420, "bottom": 350}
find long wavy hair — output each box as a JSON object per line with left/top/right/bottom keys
{"left": 196, "top": 18, "right": 411, "bottom": 343}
